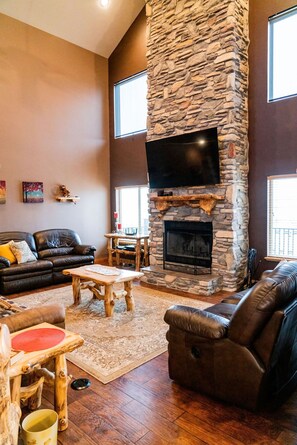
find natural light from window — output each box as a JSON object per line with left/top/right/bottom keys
{"left": 116, "top": 185, "right": 149, "bottom": 235}
{"left": 268, "top": 7, "right": 297, "bottom": 101}
{"left": 114, "top": 72, "right": 147, "bottom": 138}
{"left": 267, "top": 175, "right": 297, "bottom": 258}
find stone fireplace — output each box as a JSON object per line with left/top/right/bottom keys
{"left": 141, "top": 0, "right": 249, "bottom": 295}
{"left": 164, "top": 220, "right": 213, "bottom": 273}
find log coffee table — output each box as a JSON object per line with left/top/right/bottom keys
{"left": 63, "top": 265, "right": 144, "bottom": 317}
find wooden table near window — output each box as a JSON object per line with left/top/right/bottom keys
{"left": 104, "top": 233, "right": 149, "bottom": 272}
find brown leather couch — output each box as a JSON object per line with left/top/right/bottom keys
{"left": 164, "top": 261, "right": 297, "bottom": 410}
{"left": 0, "top": 229, "right": 96, "bottom": 295}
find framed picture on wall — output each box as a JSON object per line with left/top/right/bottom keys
{"left": 0, "top": 180, "right": 6, "bottom": 204}
{"left": 22, "top": 181, "right": 44, "bottom": 203}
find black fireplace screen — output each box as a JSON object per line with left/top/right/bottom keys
{"left": 164, "top": 221, "right": 213, "bottom": 269}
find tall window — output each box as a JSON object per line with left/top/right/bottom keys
{"left": 267, "top": 175, "right": 297, "bottom": 259}
{"left": 116, "top": 185, "right": 149, "bottom": 235}
{"left": 114, "top": 71, "right": 147, "bottom": 138}
{"left": 268, "top": 6, "right": 297, "bottom": 101}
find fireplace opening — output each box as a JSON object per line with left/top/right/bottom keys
{"left": 163, "top": 221, "right": 213, "bottom": 274}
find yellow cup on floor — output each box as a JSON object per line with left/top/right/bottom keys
{"left": 22, "top": 409, "right": 58, "bottom": 445}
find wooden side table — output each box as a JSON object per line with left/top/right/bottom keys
{"left": 104, "top": 233, "right": 149, "bottom": 271}
{"left": 9, "top": 323, "right": 84, "bottom": 432}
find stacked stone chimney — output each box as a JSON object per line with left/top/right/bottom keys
{"left": 142, "top": 0, "right": 249, "bottom": 294}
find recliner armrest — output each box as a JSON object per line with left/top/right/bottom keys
{"left": 164, "top": 304, "right": 229, "bottom": 339}
{"left": 73, "top": 244, "right": 96, "bottom": 255}
{"left": 0, "top": 256, "right": 10, "bottom": 268}
{"left": 0, "top": 304, "right": 65, "bottom": 333}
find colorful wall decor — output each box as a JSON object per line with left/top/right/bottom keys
{"left": 22, "top": 181, "right": 44, "bottom": 203}
{"left": 0, "top": 181, "right": 6, "bottom": 204}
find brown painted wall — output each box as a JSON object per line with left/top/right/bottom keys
{"left": 108, "top": 8, "right": 147, "bottom": 223}
{"left": 249, "top": 1, "right": 297, "bottom": 274}
{"left": 0, "top": 14, "right": 110, "bottom": 256}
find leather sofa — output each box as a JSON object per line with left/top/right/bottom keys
{"left": 0, "top": 229, "right": 96, "bottom": 295}
{"left": 164, "top": 260, "right": 297, "bottom": 410}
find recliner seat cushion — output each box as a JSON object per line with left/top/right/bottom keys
{"left": 0, "top": 260, "right": 52, "bottom": 277}
{"left": 46, "top": 254, "right": 94, "bottom": 270}
{"left": 38, "top": 247, "right": 74, "bottom": 259}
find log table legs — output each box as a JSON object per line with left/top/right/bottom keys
{"left": 124, "top": 280, "right": 135, "bottom": 311}
{"left": 55, "top": 353, "right": 68, "bottom": 431}
{"left": 72, "top": 276, "right": 81, "bottom": 305}
{"left": 76, "top": 279, "right": 136, "bottom": 317}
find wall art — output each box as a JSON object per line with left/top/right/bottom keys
{"left": 22, "top": 181, "right": 44, "bottom": 203}
{"left": 0, "top": 181, "right": 6, "bottom": 204}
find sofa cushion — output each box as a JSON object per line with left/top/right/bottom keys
{"left": 38, "top": 247, "right": 74, "bottom": 259}
{"left": 9, "top": 240, "right": 37, "bottom": 264}
{"left": 0, "top": 243, "right": 16, "bottom": 264}
{"left": 0, "top": 260, "right": 53, "bottom": 277}
{"left": 0, "top": 232, "right": 38, "bottom": 257}
{"left": 34, "top": 229, "right": 81, "bottom": 252}
{"left": 47, "top": 254, "right": 94, "bottom": 270}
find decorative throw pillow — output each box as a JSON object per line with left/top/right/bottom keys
{"left": 9, "top": 240, "right": 37, "bottom": 264}
{"left": 0, "top": 242, "right": 17, "bottom": 264}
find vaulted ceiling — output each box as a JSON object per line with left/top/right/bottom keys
{"left": 0, "top": 0, "right": 145, "bottom": 58}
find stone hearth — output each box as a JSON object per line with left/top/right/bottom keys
{"left": 141, "top": 0, "right": 249, "bottom": 295}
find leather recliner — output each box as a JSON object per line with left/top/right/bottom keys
{"left": 164, "top": 261, "right": 297, "bottom": 410}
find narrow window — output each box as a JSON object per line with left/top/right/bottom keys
{"left": 114, "top": 72, "right": 147, "bottom": 138}
{"left": 115, "top": 185, "right": 149, "bottom": 235}
{"left": 268, "top": 6, "right": 297, "bottom": 101}
{"left": 267, "top": 174, "right": 297, "bottom": 259}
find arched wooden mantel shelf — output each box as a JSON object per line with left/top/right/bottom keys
{"left": 150, "top": 194, "right": 225, "bottom": 215}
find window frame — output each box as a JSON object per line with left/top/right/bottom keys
{"left": 266, "top": 173, "right": 297, "bottom": 261}
{"left": 114, "top": 71, "right": 147, "bottom": 139}
{"left": 268, "top": 5, "right": 297, "bottom": 102}
{"left": 115, "top": 184, "right": 149, "bottom": 235}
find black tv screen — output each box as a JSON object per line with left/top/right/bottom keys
{"left": 145, "top": 127, "right": 220, "bottom": 189}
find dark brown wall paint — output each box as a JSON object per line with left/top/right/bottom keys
{"left": 0, "top": 14, "right": 110, "bottom": 255}
{"left": 249, "top": 1, "right": 297, "bottom": 274}
{"left": 108, "top": 9, "right": 147, "bottom": 223}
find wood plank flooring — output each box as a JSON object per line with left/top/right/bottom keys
{"left": 12, "top": 283, "right": 297, "bottom": 444}
{"left": 39, "top": 355, "right": 297, "bottom": 445}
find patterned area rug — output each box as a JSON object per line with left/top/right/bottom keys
{"left": 15, "top": 284, "right": 210, "bottom": 383}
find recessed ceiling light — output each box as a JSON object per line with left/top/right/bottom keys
{"left": 99, "top": 0, "right": 109, "bottom": 7}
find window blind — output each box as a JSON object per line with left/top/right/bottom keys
{"left": 267, "top": 174, "right": 297, "bottom": 258}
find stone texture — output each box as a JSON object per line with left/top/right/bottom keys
{"left": 144, "top": 0, "right": 249, "bottom": 293}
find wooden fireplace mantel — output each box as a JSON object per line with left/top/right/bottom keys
{"left": 150, "top": 194, "right": 225, "bottom": 215}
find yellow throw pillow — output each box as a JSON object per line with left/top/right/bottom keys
{"left": 0, "top": 242, "right": 17, "bottom": 264}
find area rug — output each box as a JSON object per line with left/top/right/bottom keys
{"left": 15, "top": 285, "right": 210, "bottom": 383}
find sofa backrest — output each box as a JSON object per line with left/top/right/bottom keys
{"left": 34, "top": 229, "right": 81, "bottom": 255}
{"left": 0, "top": 231, "right": 38, "bottom": 258}
{"left": 228, "top": 261, "right": 297, "bottom": 346}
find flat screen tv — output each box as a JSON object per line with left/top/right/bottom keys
{"left": 145, "top": 127, "right": 220, "bottom": 189}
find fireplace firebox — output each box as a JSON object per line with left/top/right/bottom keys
{"left": 163, "top": 221, "right": 213, "bottom": 274}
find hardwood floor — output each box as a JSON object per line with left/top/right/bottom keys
{"left": 38, "top": 355, "right": 297, "bottom": 445}
{"left": 12, "top": 283, "right": 297, "bottom": 444}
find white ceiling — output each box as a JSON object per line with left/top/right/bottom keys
{"left": 0, "top": 0, "right": 145, "bottom": 58}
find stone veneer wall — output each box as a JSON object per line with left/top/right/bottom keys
{"left": 144, "top": 0, "right": 249, "bottom": 292}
